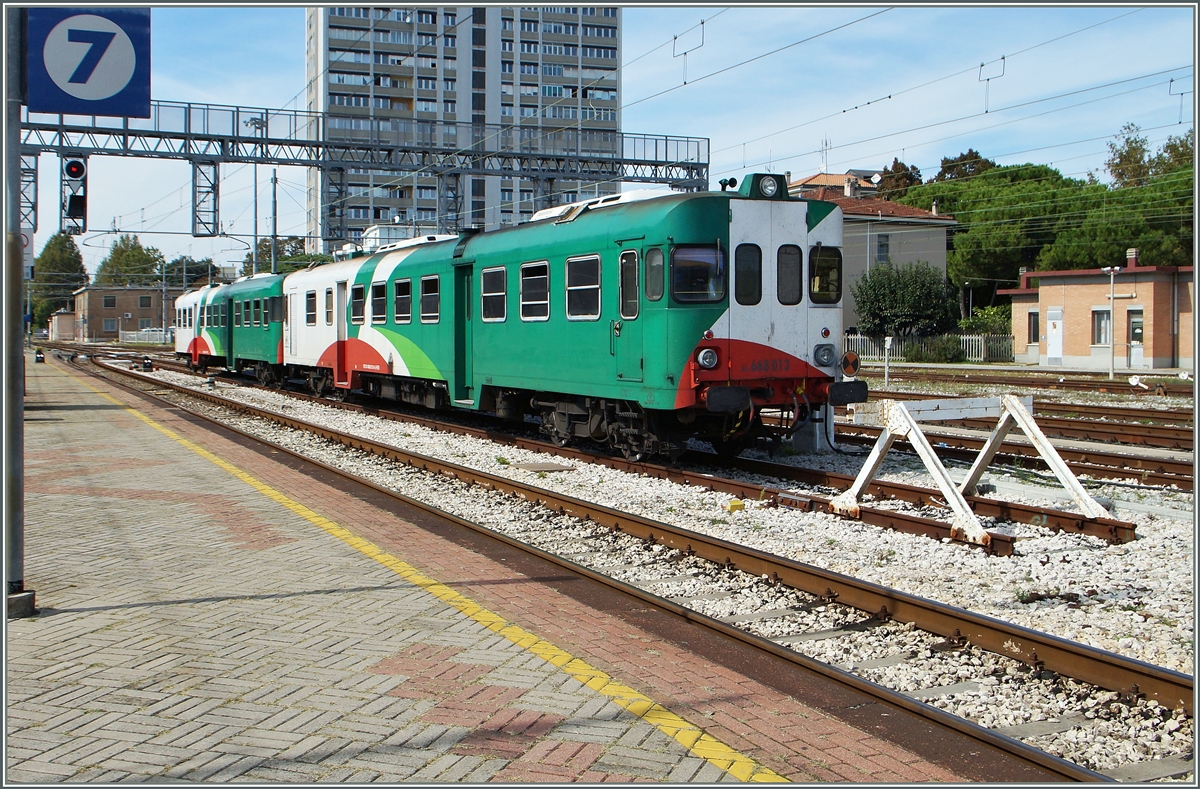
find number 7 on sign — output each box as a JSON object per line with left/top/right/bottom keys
{"left": 67, "top": 28, "right": 116, "bottom": 84}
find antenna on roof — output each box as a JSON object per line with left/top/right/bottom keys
{"left": 819, "top": 136, "right": 830, "bottom": 174}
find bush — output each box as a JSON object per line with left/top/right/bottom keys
{"left": 958, "top": 304, "right": 1011, "bottom": 334}
{"left": 905, "top": 335, "right": 966, "bottom": 363}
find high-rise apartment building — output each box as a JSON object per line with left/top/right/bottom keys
{"left": 306, "top": 6, "right": 622, "bottom": 251}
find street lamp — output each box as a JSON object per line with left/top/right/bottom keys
{"left": 1101, "top": 266, "right": 1121, "bottom": 380}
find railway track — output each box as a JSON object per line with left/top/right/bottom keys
{"left": 142, "top": 355, "right": 1139, "bottom": 552}
{"left": 72, "top": 353, "right": 1193, "bottom": 781}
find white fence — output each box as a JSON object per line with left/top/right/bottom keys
{"left": 119, "top": 328, "right": 173, "bottom": 344}
{"left": 845, "top": 334, "right": 1014, "bottom": 363}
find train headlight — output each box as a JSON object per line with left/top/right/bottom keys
{"left": 813, "top": 344, "right": 835, "bottom": 367}
{"left": 697, "top": 348, "right": 719, "bottom": 369}
{"left": 759, "top": 176, "right": 779, "bottom": 197}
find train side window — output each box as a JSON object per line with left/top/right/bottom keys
{"left": 566, "top": 255, "right": 601, "bottom": 320}
{"left": 481, "top": 267, "right": 506, "bottom": 322}
{"left": 242, "top": 301, "right": 250, "bottom": 327}
{"left": 305, "top": 291, "right": 317, "bottom": 325}
{"left": 268, "top": 295, "right": 283, "bottom": 324}
{"left": 325, "top": 288, "right": 334, "bottom": 325}
{"left": 671, "top": 245, "right": 726, "bottom": 303}
{"left": 809, "top": 245, "right": 842, "bottom": 304}
{"left": 220, "top": 303, "right": 227, "bottom": 327}
{"left": 234, "top": 301, "right": 242, "bottom": 326}
{"left": 394, "top": 280, "right": 411, "bottom": 323}
{"left": 420, "top": 276, "right": 440, "bottom": 323}
{"left": 520, "top": 261, "right": 550, "bottom": 321}
{"left": 252, "top": 299, "right": 261, "bottom": 326}
{"left": 370, "top": 283, "right": 387, "bottom": 324}
{"left": 644, "top": 248, "right": 664, "bottom": 301}
{"left": 350, "top": 284, "right": 365, "bottom": 324}
{"left": 619, "top": 250, "right": 639, "bottom": 319}
{"left": 777, "top": 244, "right": 802, "bottom": 305}
{"left": 734, "top": 244, "right": 762, "bottom": 306}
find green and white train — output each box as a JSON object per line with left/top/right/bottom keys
{"left": 177, "top": 173, "right": 865, "bottom": 459}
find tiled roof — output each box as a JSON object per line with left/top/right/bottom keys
{"left": 798, "top": 187, "right": 954, "bottom": 221}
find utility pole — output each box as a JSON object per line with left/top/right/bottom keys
{"left": 252, "top": 165, "right": 259, "bottom": 276}
{"left": 1102, "top": 266, "right": 1121, "bottom": 381}
{"left": 271, "top": 169, "right": 278, "bottom": 275}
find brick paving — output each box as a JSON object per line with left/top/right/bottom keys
{"left": 7, "top": 354, "right": 967, "bottom": 782}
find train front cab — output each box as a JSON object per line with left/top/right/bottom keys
{"left": 686, "top": 173, "right": 866, "bottom": 453}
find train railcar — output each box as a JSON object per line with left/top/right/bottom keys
{"left": 174, "top": 283, "right": 228, "bottom": 372}
{"left": 279, "top": 174, "right": 865, "bottom": 460}
{"left": 223, "top": 273, "right": 286, "bottom": 386}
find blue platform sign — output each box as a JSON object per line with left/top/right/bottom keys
{"left": 26, "top": 8, "right": 151, "bottom": 118}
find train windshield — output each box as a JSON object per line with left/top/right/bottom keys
{"left": 671, "top": 245, "right": 726, "bottom": 303}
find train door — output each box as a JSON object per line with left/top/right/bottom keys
{"left": 614, "top": 249, "right": 643, "bottom": 382}
{"left": 453, "top": 263, "right": 474, "bottom": 403}
{"left": 223, "top": 298, "right": 234, "bottom": 367}
{"left": 1046, "top": 307, "right": 1063, "bottom": 365}
{"left": 728, "top": 200, "right": 809, "bottom": 362}
{"left": 286, "top": 292, "right": 297, "bottom": 356}
{"left": 335, "top": 281, "right": 349, "bottom": 386}
{"left": 1127, "top": 309, "right": 1145, "bottom": 368}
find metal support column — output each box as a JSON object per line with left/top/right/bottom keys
{"left": 322, "top": 166, "right": 347, "bottom": 245}
{"left": 19, "top": 153, "right": 37, "bottom": 232}
{"left": 437, "top": 172, "right": 461, "bottom": 235}
{"left": 7, "top": 7, "right": 35, "bottom": 617}
{"left": 191, "top": 160, "right": 219, "bottom": 237}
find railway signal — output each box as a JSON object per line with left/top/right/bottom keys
{"left": 60, "top": 155, "right": 88, "bottom": 234}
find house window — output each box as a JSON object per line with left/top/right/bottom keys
{"left": 371, "top": 283, "right": 386, "bottom": 323}
{"left": 481, "top": 267, "right": 506, "bottom": 322}
{"left": 306, "top": 291, "right": 317, "bottom": 325}
{"left": 777, "top": 244, "right": 802, "bottom": 305}
{"left": 103, "top": 295, "right": 116, "bottom": 308}
{"left": 1091, "top": 309, "right": 1111, "bottom": 345}
{"left": 394, "top": 279, "right": 412, "bottom": 323}
{"left": 876, "top": 234, "right": 889, "bottom": 264}
{"left": 520, "top": 261, "right": 550, "bottom": 321}
{"left": 103, "top": 318, "right": 117, "bottom": 332}
{"left": 350, "top": 284, "right": 365, "bottom": 324}
{"left": 565, "top": 255, "right": 601, "bottom": 320}
{"left": 734, "top": 244, "right": 762, "bottom": 306}
{"left": 809, "top": 246, "right": 842, "bottom": 304}
{"left": 138, "top": 295, "right": 152, "bottom": 308}
{"left": 139, "top": 318, "right": 151, "bottom": 329}
{"left": 420, "top": 276, "right": 440, "bottom": 323}
{"left": 325, "top": 289, "right": 334, "bottom": 325}
{"left": 1027, "top": 311, "right": 1039, "bottom": 343}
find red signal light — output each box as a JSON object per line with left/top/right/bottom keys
{"left": 64, "top": 159, "right": 86, "bottom": 179}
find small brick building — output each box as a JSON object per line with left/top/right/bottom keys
{"left": 999, "top": 251, "right": 1193, "bottom": 371}
{"left": 71, "top": 286, "right": 185, "bottom": 342}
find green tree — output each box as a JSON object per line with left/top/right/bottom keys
{"left": 850, "top": 262, "right": 958, "bottom": 337}
{"left": 31, "top": 233, "right": 89, "bottom": 327}
{"left": 876, "top": 157, "right": 922, "bottom": 200}
{"left": 240, "top": 236, "right": 330, "bottom": 276}
{"left": 931, "top": 148, "right": 996, "bottom": 182}
{"left": 93, "top": 234, "right": 165, "bottom": 286}
{"left": 1149, "top": 127, "right": 1194, "bottom": 175}
{"left": 958, "top": 304, "right": 1011, "bottom": 334}
{"left": 1104, "top": 122, "right": 1152, "bottom": 188}
{"left": 163, "top": 255, "right": 220, "bottom": 288}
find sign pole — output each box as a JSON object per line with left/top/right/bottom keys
{"left": 6, "top": 8, "right": 33, "bottom": 617}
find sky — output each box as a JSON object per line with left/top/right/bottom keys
{"left": 23, "top": 4, "right": 1197, "bottom": 277}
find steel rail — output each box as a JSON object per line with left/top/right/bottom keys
{"left": 857, "top": 388, "right": 1193, "bottom": 423}
{"left": 837, "top": 425, "right": 1194, "bottom": 491}
{"left": 144, "top": 356, "right": 1137, "bottom": 546}
{"left": 70, "top": 356, "right": 1116, "bottom": 783}
{"left": 90, "top": 357, "right": 1192, "bottom": 720}
{"left": 860, "top": 370, "right": 1193, "bottom": 397}
{"left": 939, "top": 415, "right": 1192, "bottom": 451}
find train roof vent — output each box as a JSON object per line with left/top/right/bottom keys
{"left": 529, "top": 189, "right": 669, "bottom": 224}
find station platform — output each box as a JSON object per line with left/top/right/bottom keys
{"left": 8, "top": 352, "right": 970, "bottom": 783}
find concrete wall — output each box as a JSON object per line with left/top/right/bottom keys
{"left": 841, "top": 220, "right": 949, "bottom": 329}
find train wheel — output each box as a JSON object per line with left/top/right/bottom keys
{"left": 620, "top": 439, "right": 647, "bottom": 463}
{"left": 712, "top": 436, "right": 750, "bottom": 460}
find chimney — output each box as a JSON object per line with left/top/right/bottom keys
{"left": 931, "top": 200, "right": 938, "bottom": 216}
{"left": 1126, "top": 247, "right": 1139, "bottom": 268}
{"left": 843, "top": 177, "right": 858, "bottom": 198}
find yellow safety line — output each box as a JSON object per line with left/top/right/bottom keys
{"left": 57, "top": 365, "right": 789, "bottom": 783}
